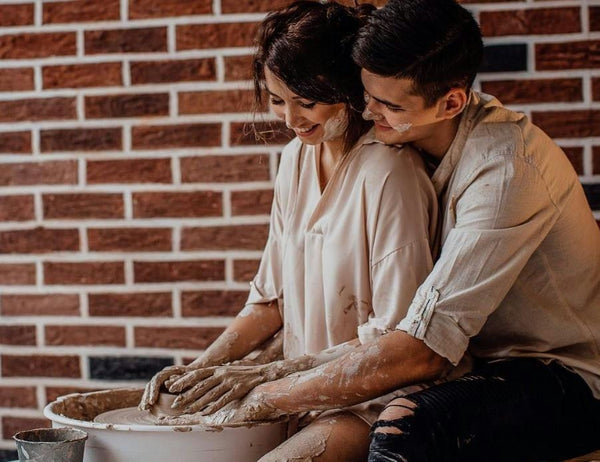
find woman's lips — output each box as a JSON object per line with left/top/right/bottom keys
{"left": 294, "top": 124, "right": 318, "bottom": 136}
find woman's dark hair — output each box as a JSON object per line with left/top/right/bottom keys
{"left": 353, "top": 0, "right": 483, "bottom": 107}
{"left": 253, "top": 0, "right": 375, "bottom": 153}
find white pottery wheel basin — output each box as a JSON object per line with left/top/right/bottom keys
{"left": 43, "top": 388, "right": 287, "bottom": 462}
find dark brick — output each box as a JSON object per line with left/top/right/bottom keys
{"left": 0, "top": 325, "right": 36, "bottom": 345}
{"left": 43, "top": 62, "right": 122, "bottom": 89}
{"left": 0, "top": 68, "right": 34, "bottom": 91}
{"left": 0, "top": 131, "right": 31, "bottom": 154}
{"left": 480, "top": 8, "right": 580, "bottom": 37}
{"left": 43, "top": 0, "right": 120, "bottom": 23}
{"left": 481, "top": 78, "right": 582, "bottom": 104}
{"left": 134, "top": 260, "right": 225, "bottom": 283}
{"left": 89, "top": 292, "right": 172, "bottom": 317}
{"left": 0, "top": 4, "right": 34, "bottom": 26}
{"left": 177, "top": 23, "right": 258, "bottom": 50}
{"left": 182, "top": 291, "right": 248, "bottom": 317}
{"left": 181, "top": 154, "right": 270, "bottom": 183}
{"left": 88, "top": 227, "right": 172, "bottom": 252}
{"left": 131, "top": 58, "right": 215, "bottom": 84}
{"left": 230, "top": 121, "right": 293, "bottom": 146}
{"left": 583, "top": 184, "right": 600, "bottom": 210}
{"left": 41, "top": 127, "right": 122, "bottom": 152}
{"left": 0, "top": 450, "right": 18, "bottom": 462}
{"left": 0, "top": 97, "right": 76, "bottom": 122}
{"left": 132, "top": 123, "right": 221, "bottom": 149}
{"left": 480, "top": 44, "right": 528, "bottom": 73}
{"left": 221, "top": 0, "right": 291, "bottom": 13}
{"left": 132, "top": 191, "right": 222, "bottom": 218}
{"left": 594, "top": 147, "right": 600, "bottom": 176}
{"left": 0, "top": 32, "right": 76, "bottom": 60}
{"left": 561, "top": 146, "right": 584, "bottom": 175}
{"left": 130, "top": 0, "right": 212, "bottom": 18}
{"left": 85, "top": 27, "right": 167, "bottom": 54}
{"left": 591, "top": 6, "right": 600, "bottom": 32}
{"left": 89, "top": 356, "right": 173, "bottom": 380}
{"left": 182, "top": 224, "right": 269, "bottom": 250}
{"left": 536, "top": 41, "right": 600, "bottom": 70}
{"left": 0, "top": 228, "right": 79, "bottom": 254}
{"left": 85, "top": 93, "right": 169, "bottom": 119}
{"left": 87, "top": 158, "right": 171, "bottom": 184}
{"left": 593, "top": 77, "right": 600, "bottom": 101}
{"left": 532, "top": 110, "right": 600, "bottom": 138}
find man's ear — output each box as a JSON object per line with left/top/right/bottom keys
{"left": 436, "top": 88, "right": 468, "bottom": 120}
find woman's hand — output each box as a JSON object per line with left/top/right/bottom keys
{"left": 139, "top": 365, "right": 193, "bottom": 411}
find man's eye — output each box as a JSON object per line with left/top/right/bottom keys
{"left": 387, "top": 105, "right": 404, "bottom": 113}
{"left": 299, "top": 101, "right": 317, "bottom": 109}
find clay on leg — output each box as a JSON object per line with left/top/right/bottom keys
{"left": 259, "top": 412, "right": 370, "bottom": 462}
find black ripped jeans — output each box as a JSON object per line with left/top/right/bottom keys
{"left": 369, "top": 358, "right": 600, "bottom": 462}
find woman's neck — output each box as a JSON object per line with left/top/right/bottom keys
{"left": 318, "top": 136, "right": 346, "bottom": 192}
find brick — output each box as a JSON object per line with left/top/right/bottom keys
{"left": 594, "top": 146, "right": 600, "bottom": 176}
{"left": 132, "top": 123, "right": 221, "bottom": 149}
{"left": 41, "top": 128, "right": 122, "bottom": 152}
{"left": 231, "top": 121, "right": 293, "bottom": 146}
{"left": 593, "top": 77, "right": 600, "bottom": 101}
{"left": 182, "top": 224, "right": 269, "bottom": 250}
{"left": 224, "top": 55, "right": 253, "bottom": 81}
{"left": 85, "top": 93, "right": 169, "bottom": 119}
{"left": 536, "top": 41, "right": 600, "bottom": 70}
{"left": 480, "top": 8, "right": 580, "bottom": 37}
{"left": 0, "top": 131, "right": 31, "bottom": 154}
{"left": 221, "top": 0, "right": 291, "bottom": 13}
{"left": 44, "top": 0, "right": 120, "bottom": 23}
{"left": 0, "top": 195, "right": 34, "bottom": 221}
{"left": 179, "top": 89, "right": 254, "bottom": 115}
{"left": 89, "top": 292, "right": 172, "bottom": 317}
{"left": 0, "top": 160, "right": 77, "bottom": 186}
{"left": 481, "top": 78, "right": 582, "bottom": 104}
{"left": 88, "top": 227, "right": 172, "bottom": 252}
{"left": 0, "top": 325, "right": 36, "bottom": 345}
{"left": 181, "top": 154, "right": 270, "bottom": 183}
{"left": 45, "top": 325, "right": 126, "bottom": 346}
{"left": 231, "top": 189, "right": 273, "bottom": 216}
{"left": 134, "top": 260, "right": 225, "bottom": 283}
{"left": 43, "top": 193, "right": 124, "bottom": 219}
{"left": 0, "top": 32, "right": 76, "bottom": 60}
{"left": 131, "top": 58, "right": 215, "bottom": 84}
{"left": 532, "top": 110, "right": 600, "bottom": 138}
{"left": 130, "top": 0, "right": 212, "bottom": 19}
{"left": 85, "top": 27, "right": 167, "bottom": 54}
{"left": 0, "top": 97, "right": 76, "bottom": 122}
{"left": 45, "top": 386, "right": 102, "bottom": 404}
{"left": 0, "top": 386, "right": 37, "bottom": 408}
{"left": 2, "top": 354, "right": 80, "bottom": 378}
{"left": 182, "top": 290, "right": 248, "bottom": 317}
{"left": 135, "top": 326, "right": 223, "bottom": 349}
{"left": 592, "top": 6, "right": 600, "bottom": 32}
{"left": 87, "top": 158, "right": 171, "bottom": 184}
{"left": 1, "top": 294, "right": 80, "bottom": 316}
{"left": 233, "top": 259, "right": 260, "bottom": 282}
{"left": 2, "top": 417, "right": 50, "bottom": 440}
{"left": 480, "top": 44, "right": 527, "bottom": 73}
{"left": 561, "top": 146, "right": 584, "bottom": 175}
{"left": 177, "top": 23, "right": 259, "bottom": 50}
{"left": 132, "top": 191, "right": 222, "bottom": 218}
{"left": 0, "top": 450, "right": 18, "bottom": 461}
{"left": 583, "top": 184, "right": 600, "bottom": 210}
{"left": 0, "top": 228, "right": 79, "bottom": 254}
{"left": 44, "top": 262, "right": 125, "bottom": 285}
{"left": 89, "top": 356, "right": 173, "bottom": 380}
{"left": 0, "top": 4, "right": 34, "bottom": 26}
{"left": 0, "top": 264, "right": 36, "bottom": 285}
{"left": 43, "top": 62, "right": 122, "bottom": 89}
{"left": 0, "top": 68, "right": 34, "bottom": 91}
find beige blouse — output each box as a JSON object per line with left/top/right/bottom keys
{"left": 246, "top": 129, "right": 438, "bottom": 359}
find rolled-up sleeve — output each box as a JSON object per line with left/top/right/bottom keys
{"left": 398, "top": 154, "right": 558, "bottom": 365}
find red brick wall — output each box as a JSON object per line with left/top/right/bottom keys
{"left": 0, "top": 0, "right": 598, "bottom": 457}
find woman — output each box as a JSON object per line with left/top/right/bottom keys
{"left": 140, "top": 2, "right": 438, "bottom": 460}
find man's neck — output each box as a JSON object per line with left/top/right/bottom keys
{"left": 413, "top": 115, "right": 462, "bottom": 162}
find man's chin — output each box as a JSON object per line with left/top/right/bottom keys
{"left": 374, "top": 126, "right": 405, "bottom": 145}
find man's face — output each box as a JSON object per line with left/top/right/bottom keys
{"left": 361, "top": 69, "right": 442, "bottom": 146}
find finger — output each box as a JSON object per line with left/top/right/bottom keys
{"left": 139, "top": 366, "right": 187, "bottom": 410}
{"left": 172, "top": 376, "right": 220, "bottom": 408}
{"left": 183, "top": 383, "right": 230, "bottom": 414}
{"left": 200, "top": 388, "right": 244, "bottom": 416}
{"left": 168, "top": 368, "right": 216, "bottom": 393}
{"left": 138, "top": 381, "right": 154, "bottom": 410}
{"left": 163, "top": 374, "right": 183, "bottom": 389}
{"left": 157, "top": 413, "right": 204, "bottom": 426}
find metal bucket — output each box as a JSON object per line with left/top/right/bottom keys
{"left": 13, "top": 427, "right": 87, "bottom": 462}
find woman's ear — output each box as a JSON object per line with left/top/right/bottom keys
{"left": 436, "top": 88, "right": 468, "bottom": 120}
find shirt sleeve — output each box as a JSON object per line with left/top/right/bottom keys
{"left": 397, "top": 154, "right": 558, "bottom": 365}
{"left": 358, "top": 152, "right": 437, "bottom": 344}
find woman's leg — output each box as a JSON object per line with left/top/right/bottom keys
{"left": 369, "top": 358, "right": 600, "bottom": 462}
{"left": 259, "top": 411, "right": 371, "bottom": 461}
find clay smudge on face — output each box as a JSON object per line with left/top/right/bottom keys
{"left": 321, "top": 108, "right": 348, "bottom": 142}
{"left": 391, "top": 122, "right": 412, "bottom": 133}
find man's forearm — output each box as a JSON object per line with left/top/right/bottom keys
{"left": 262, "top": 330, "right": 450, "bottom": 413}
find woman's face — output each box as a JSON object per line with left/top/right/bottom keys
{"left": 264, "top": 67, "right": 347, "bottom": 145}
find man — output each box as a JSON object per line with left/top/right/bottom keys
{"left": 351, "top": 0, "right": 600, "bottom": 460}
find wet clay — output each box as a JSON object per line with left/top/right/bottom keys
{"left": 259, "top": 425, "right": 332, "bottom": 462}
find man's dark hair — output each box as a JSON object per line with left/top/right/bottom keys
{"left": 253, "top": 0, "right": 375, "bottom": 153}
{"left": 353, "top": 0, "right": 483, "bottom": 107}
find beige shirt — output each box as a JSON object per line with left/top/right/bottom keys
{"left": 247, "top": 129, "right": 438, "bottom": 359}
{"left": 398, "top": 91, "right": 600, "bottom": 397}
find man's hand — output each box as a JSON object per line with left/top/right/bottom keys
{"left": 139, "top": 365, "right": 192, "bottom": 411}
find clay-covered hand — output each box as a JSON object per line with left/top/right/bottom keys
{"left": 138, "top": 365, "right": 193, "bottom": 411}
{"left": 168, "top": 364, "right": 279, "bottom": 415}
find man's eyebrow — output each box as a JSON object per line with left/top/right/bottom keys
{"left": 371, "top": 94, "right": 403, "bottom": 108}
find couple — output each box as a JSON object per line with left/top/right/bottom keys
{"left": 140, "top": 1, "right": 600, "bottom": 461}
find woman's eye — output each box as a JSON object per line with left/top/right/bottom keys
{"left": 299, "top": 101, "right": 317, "bottom": 109}
{"left": 270, "top": 98, "right": 284, "bottom": 106}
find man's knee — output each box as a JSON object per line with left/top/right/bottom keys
{"left": 373, "top": 398, "right": 417, "bottom": 435}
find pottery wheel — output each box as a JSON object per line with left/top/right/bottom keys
{"left": 94, "top": 407, "right": 160, "bottom": 425}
